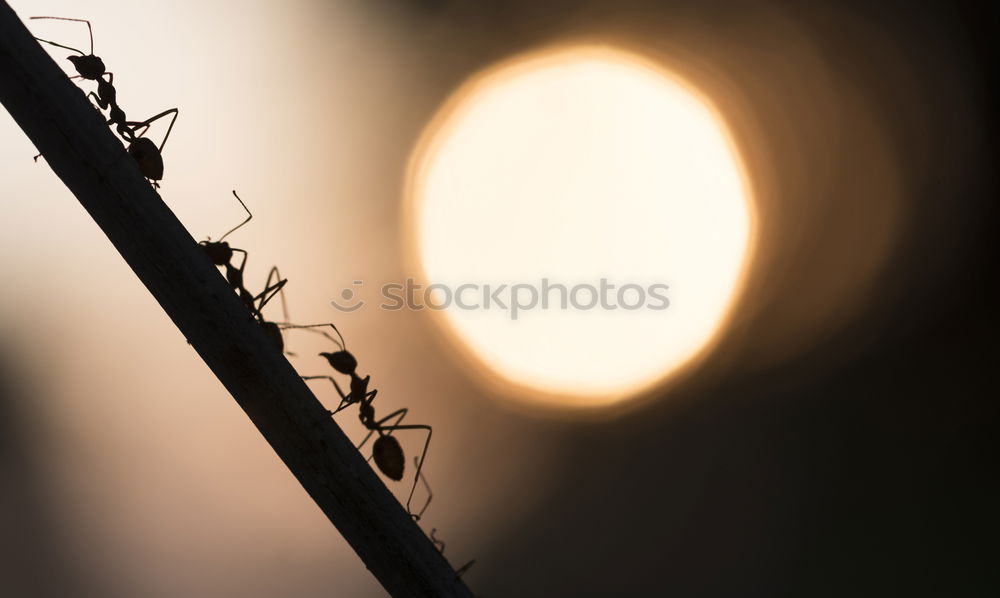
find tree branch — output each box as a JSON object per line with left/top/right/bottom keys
{"left": 0, "top": 3, "right": 473, "bottom": 596}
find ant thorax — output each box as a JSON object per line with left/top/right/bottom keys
{"left": 350, "top": 374, "right": 369, "bottom": 400}
{"left": 66, "top": 54, "right": 104, "bottom": 79}
{"left": 226, "top": 265, "right": 245, "bottom": 290}
{"left": 97, "top": 78, "right": 116, "bottom": 100}
{"left": 359, "top": 401, "right": 375, "bottom": 423}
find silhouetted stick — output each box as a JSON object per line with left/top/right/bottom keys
{"left": 0, "top": 4, "right": 473, "bottom": 597}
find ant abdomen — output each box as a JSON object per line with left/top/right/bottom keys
{"left": 260, "top": 321, "right": 284, "bottom": 353}
{"left": 128, "top": 137, "right": 163, "bottom": 181}
{"left": 373, "top": 435, "right": 405, "bottom": 481}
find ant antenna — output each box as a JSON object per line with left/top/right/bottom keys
{"left": 217, "top": 191, "right": 253, "bottom": 242}
{"left": 32, "top": 35, "right": 84, "bottom": 56}
{"left": 278, "top": 323, "right": 345, "bottom": 350}
{"left": 331, "top": 323, "right": 346, "bottom": 349}
{"left": 30, "top": 16, "right": 94, "bottom": 55}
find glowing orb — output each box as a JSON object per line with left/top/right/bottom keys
{"left": 405, "top": 45, "right": 755, "bottom": 408}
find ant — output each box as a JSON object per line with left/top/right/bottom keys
{"left": 30, "top": 16, "right": 179, "bottom": 187}
{"left": 197, "top": 200, "right": 312, "bottom": 357}
{"left": 200, "top": 191, "right": 258, "bottom": 310}
{"left": 294, "top": 327, "right": 474, "bottom": 575}
{"left": 293, "top": 324, "right": 433, "bottom": 520}
{"left": 197, "top": 195, "right": 292, "bottom": 351}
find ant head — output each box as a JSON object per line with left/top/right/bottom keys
{"left": 320, "top": 350, "right": 356, "bottom": 375}
{"left": 67, "top": 54, "right": 104, "bottom": 80}
{"left": 200, "top": 240, "right": 232, "bottom": 266}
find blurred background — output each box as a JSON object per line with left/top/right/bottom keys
{"left": 0, "top": 0, "right": 996, "bottom": 596}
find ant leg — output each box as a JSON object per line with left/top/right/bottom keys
{"left": 301, "top": 376, "right": 353, "bottom": 413}
{"left": 219, "top": 250, "right": 250, "bottom": 305}
{"left": 254, "top": 277, "right": 288, "bottom": 315}
{"left": 376, "top": 422, "right": 433, "bottom": 518}
{"left": 412, "top": 456, "right": 433, "bottom": 521}
{"left": 249, "top": 280, "right": 287, "bottom": 332}
{"left": 112, "top": 113, "right": 136, "bottom": 144}
{"left": 358, "top": 403, "right": 404, "bottom": 451}
{"left": 264, "top": 265, "right": 281, "bottom": 290}
{"left": 219, "top": 248, "right": 254, "bottom": 313}
{"left": 233, "top": 248, "right": 249, "bottom": 270}
{"left": 227, "top": 248, "right": 249, "bottom": 292}
{"left": 129, "top": 121, "right": 150, "bottom": 138}
{"left": 264, "top": 270, "right": 295, "bottom": 356}
{"left": 277, "top": 323, "right": 343, "bottom": 348}
{"left": 455, "top": 560, "right": 476, "bottom": 579}
{"left": 265, "top": 267, "right": 292, "bottom": 324}
{"left": 125, "top": 108, "right": 179, "bottom": 152}
{"left": 87, "top": 91, "right": 109, "bottom": 110}
{"left": 430, "top": 529, "right": 445, "bottom": 554}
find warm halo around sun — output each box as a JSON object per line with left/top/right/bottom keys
{"left": 404, "top": 44, "right": 757, "bottom": 410}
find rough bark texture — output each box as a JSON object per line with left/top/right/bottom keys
{"left": 0, "top": 3, "right": 472, "bottom": 596}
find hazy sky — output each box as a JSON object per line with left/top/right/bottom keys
{"left": 1, "top": 1, "right": 995, "bottom": 596}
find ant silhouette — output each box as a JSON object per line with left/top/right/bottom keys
{"left": 292, "top": 324, "right": 433, "bottom": 520}
{"left": 30, "top": 16, "right": 179, "bottom": 187}
{"left": 200, "top": 191, "right": 259, "bottom": 310}
{"left": 197, "top": 198, "right": 304, "bottom": 356}
{"left": 256, "top": 266, "right": 307, "bottom": 356}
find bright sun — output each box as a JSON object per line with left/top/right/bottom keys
{"left": 405, "top": 45, "right": 755, "bottom": 408}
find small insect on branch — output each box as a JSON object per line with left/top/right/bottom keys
{"left": 29, "top": 16, "right": 180, "bottom": 186}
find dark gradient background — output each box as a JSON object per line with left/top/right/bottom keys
{"left": 1, "top": 0, "right": 997, "bottom": 596}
